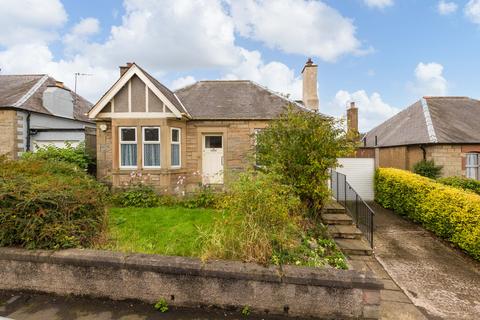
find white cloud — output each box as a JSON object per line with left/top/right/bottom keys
{"left": 63, "top": 18, "right": 100, "bottom": 55}
{"left": 170, "top": 76, "right": 196, "bottom": 90}
{"left": 230, "top": 0, "right": 363, "bottom": 62}
{"left": 437, "top": 1, "right": 458, "bottom": 15}
{"left": 0, "top": 0, "right": 67, "bottom": 46}
{"left": 412, "top": 62, "right": 448, "bottom": 96}
{"left": 326, "top": 90, "right": 399, "bottom": 131}
{"left": 465, "top": 0, "right": 480, "bottom": 24}
{"left": 223, "top": 49, "right": 302, "bottom": 100}
{"left": 363, "top": 0, "right": 394, "bottom": 9}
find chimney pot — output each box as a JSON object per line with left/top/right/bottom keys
{"left": 349, "top": 101, "right": 356, "bottom": 109}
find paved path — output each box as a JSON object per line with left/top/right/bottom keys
{"left": 370, "top": 203, "right": 480, "bottom": 320}
{"left": 0, "top": 291, "right": 288, "bottom": 320}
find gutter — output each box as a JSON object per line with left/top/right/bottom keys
{"left": 26, "top": 112, "right": 31, "bottom": 152}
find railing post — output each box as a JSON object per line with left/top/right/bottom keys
{"left": 355, "top": 194, "right": 359, "bottom": 228}
{"left": 336, "top": 172, "right": 339, "bottom": 201}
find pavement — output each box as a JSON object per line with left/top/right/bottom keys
{"left": 0, "top": 291, "right": 287, "bottom": 320}
{"left": 369, "top": 202, "right": 480, "bottom": 320}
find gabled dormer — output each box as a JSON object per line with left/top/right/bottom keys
{"left": 88, "top": 63, "right": 190, "bottom": 120}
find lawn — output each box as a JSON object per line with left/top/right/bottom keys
{"left": 103, "top": 206, "right": 220, "bottom": 257}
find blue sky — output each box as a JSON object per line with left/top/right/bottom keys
{"left": 1, "top": 0, "right": 480, "bottom": 131}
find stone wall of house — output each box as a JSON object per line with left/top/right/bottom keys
{"left": 426, "top": 145, "right": 463, "bottom": 177}
{"left": 0, "top": 110, "right": 18, "bottom": 159}
{"left": 96, "top": 120, "right": 113, "bottom": 182}
{"left": 95, "top": 118, "right": 269, "bottom": 193}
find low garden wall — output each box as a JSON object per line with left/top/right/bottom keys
{"left": 0, "top": 248, "right": 383, "bottom": 319}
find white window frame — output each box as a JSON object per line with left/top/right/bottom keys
{"left": 119, "top": 127, "right": 137, "bottom": 170}
{"left": 466, "top": 153, "right": 479, "bottom": 180}
{"left": 253, "top": 128, "right": 263, "bottom": 167}
{"left": 170, "top": 127, "right": 181, "bottom": 168}
{"left": 142, "top": 127, "right": 161, "bottom": 169}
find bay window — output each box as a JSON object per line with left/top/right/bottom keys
{"left": 171, "top": 128, "right": 181, "bottom": 168}
{"left": 119, "top": 127, "right": 137, "bottom": 168}
{"left": 143, "top": 127, "right": 161, "bottom": 168}
{"left": 466, "top": 153, "right": 479, "bottom": 180}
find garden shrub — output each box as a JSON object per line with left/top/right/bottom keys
{"left": 413, "top": 160, "right": 442, "bottom": 179}
{"left": 111, "top": 185, "right": 160, "bottom": 208}
{"left": 201, "top": 171, "right": 302, "bottom": 264}
{"left": 375, "top": 168, "right": 480, "bottom": 260}
{"left": 438, "top": 176, "right": 480, "bottom": 195}
{"left": 256, "top": 106, "right": 355, "bottom": 214}
{"left": 0, "top": 157, "right": 108, "bottom": 249}
{"left": 22, "top": 142, "right": 94, "bottom": 171}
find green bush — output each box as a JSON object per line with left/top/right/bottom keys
{"left": 438, "top": 176, "right": 480, "bottom": 195}
{"left": 375, "top": 168, "right": 480, "bottom": 260}
{"left": 111, "top": 186, "right": 160, "bottom": 208}
{"left": 201, "top": 171, "right": 302, "bottom": 264}
{"left": 256, "top": 106, "right": 355, "bottom": 214}
{"left": 22, "top": 142, "right": 93, "bottom": 171}
{"left": 413, "top": 160, "right": 443, "bottom": 179}
{"left": 0, "top": 158, "right": 108, "bottom": 249}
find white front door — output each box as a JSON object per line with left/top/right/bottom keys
{"left": 202, "top": 135, "right": 224, "bottom": 184}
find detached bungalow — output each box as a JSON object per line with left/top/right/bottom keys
{"left": 362, "top": 97, "right": 480, "bottom": 179}
{"left": 0, "top": 74, "right": 95, "bottom": 159}
{"left": 88, "top": 60, "right": 320, "bottom": 192}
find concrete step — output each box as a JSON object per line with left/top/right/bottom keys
{"left": 327, "top": 225, "right": 363, "bottom": 239}
{"left": 324, "top": 202, "right": 346, "bottom": 214}
{"left": 335, "top": 239, "right": 373, "bottom": 256}
{"left": 322, "top": 213, "right": 353, "bottom": 225}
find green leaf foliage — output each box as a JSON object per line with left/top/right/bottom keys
{"left": 375, "top": 168, "right": 480, "bottom": 260}
{"left": 413, "top": 160, "right": 443, "bottom": 179}
{"left": 0, "top": 157, "right": 108, "bottom": 249}
{"left": 256, "top": 106, "right": 355, "bottom": 214}
{"left": 21, "top": 142, "right": 94, "bottom": 171}
{"left": 438, "top": 176, "right": 480, "bottom": 195}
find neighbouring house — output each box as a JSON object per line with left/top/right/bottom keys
{"left": 0, "top": 74, "right": 95, "bottom": 159}
{"left": 361, "top": 96, "right": 480, "bottom": 179}
{"left": 87, "top": 60, "right": 320, "bottom": 192}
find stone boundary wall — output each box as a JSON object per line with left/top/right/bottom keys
{"left": 0, "top": 248, "right": 383, "bottom": 319}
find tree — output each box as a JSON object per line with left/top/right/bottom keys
{"left": 256, "top": 106, "right": 355, "bottom": 215}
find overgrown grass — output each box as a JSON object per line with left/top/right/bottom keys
{"left": 103, "top": 206, "right": 219, "bottom": 256}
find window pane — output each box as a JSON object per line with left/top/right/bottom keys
{"left": 144, "top": 128, "right": 159, "bottom": 142}
{"left": 121, "top": 128, "right": 136, "bottom": 142}
{"left": 467, "top": 154, "right": 478, "bottom": 166}
{"left": 121, "top": 144, "right": 137, "bottom": 166}
{"left": 171, "top": 144, "right": 180, "bottom": 166}
{"left": 144, "top": 144, "right": 160, "bottom": 167}
{"left": 205, "top": 136, "right": 222, "bottom": 148}
{"left": 467, "top": 167, "right": 477, "bottom": 180}
{"left": 172, "top": 129, "right": 180, "bottom": 142}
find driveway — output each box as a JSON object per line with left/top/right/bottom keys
{"left": 371, "top": 203, "right": 480, "bottom": 319}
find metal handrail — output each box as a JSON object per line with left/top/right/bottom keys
{"left": 329, "top": 169, "right": 375, "bottom": 248}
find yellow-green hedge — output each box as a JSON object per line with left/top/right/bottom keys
{"left": 375, "top": 168, "right": 480, "bottom": 260}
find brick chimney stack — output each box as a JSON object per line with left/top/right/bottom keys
{"left": 301, "top": 58, "right": 319, "bottom": 111}
{"left": 347, "top": 101, "right": 359, "bottom": 137}
{"left": 119, "top": 62, "right": 134, "bottom": 77}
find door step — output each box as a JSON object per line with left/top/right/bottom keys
{"left": 334, "top": 239, "right": 373, "bottom": 256}
{"left": 324, "top": 202, "right": 346, "bottom": 214}
{"left": 327, "top": 225, "right": 363, "bottom": 239}
{"left": 322, "top": 213, "right": 353, "bottom": 225}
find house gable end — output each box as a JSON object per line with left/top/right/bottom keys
{"left": 88, "top": 64, "right": 183, "bottom": 119}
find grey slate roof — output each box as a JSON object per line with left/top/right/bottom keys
{"left": 175, "top": 80, "right": 302, "bottom": 120}
{"left": 364, "top": 97, "right": 480, "bottom": 147}
{"left": 0, "top": 74, "right": 92, "bottom": 122}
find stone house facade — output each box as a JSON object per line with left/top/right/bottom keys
{"left": 89, "top": 61, "right": 319, "bottom": 192}
{"left": 361, "top": 97, "right": 480, "bottom": 179}
{"left": 0, "top": 75, "right": 95, "bottom": 159}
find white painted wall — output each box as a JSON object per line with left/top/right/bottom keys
{"left": 336, "top": 158, "right": 375, "bottom": 201}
